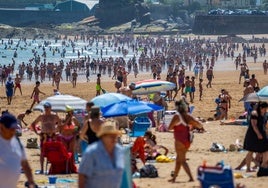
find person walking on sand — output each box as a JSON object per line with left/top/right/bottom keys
{"left": 96, "top": 73, "right": 101, "bottom": 96}
{"left": 206, "top": 66, "right": 214, "bottom": 88}
{"left": 30, "top": 81, "right": 45, "bottom": 110}
{"left": 72, "top": 69, "right": 78, "bottom": 88}
{"left": 5, "top": 76, "right": 14, "bottom": 105}
{"left": 168, "top": 100, "right": 204, "bottom": 183}
{"left": 79, "top": 119, "right": 124, "bottom": 188}
{"left": 0, "top": 113, "right": 36, "bottom": 188}
{"left": 14, "top": 74, "right": 22, "bottom": 95}
{"left": 199, "top": 78, "right": 203, "bottom": 101}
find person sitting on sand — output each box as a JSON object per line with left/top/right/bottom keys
{"left": 131, "top": 131, "right": 168, "bottom": 165}
{"left": 143, "top": 131, "right": 168, "bottom": 161}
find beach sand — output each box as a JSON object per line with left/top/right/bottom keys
{"left": 11, "top": 41, "right": 268, "bottom": 187}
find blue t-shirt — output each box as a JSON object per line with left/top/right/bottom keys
{"left": 79, "top": 140, "right": 125, "bottom": 188}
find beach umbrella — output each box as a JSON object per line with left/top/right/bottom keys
{"left": 101, "top": 100, "right": 163, "bottom": 117}
{"left": 90, "top": 93, "right": 132, "bottom": 108}
{"left": 33, "top": 94, "right": 87, "bottom": 112}
{"left": 132, "top": 79, "right": 176, "bottom": 95}
{"left": 257, "top": 86, "right": 268, "bottom": 97}
{"left": 239, "top": 92, "right": 268, "bottom": 102}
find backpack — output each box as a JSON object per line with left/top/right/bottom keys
{"left": 140, "top": 164, "right": 158, "bottom": 178}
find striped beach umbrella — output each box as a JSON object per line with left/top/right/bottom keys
{"left": 132, "top": 79, "right": 176, "bottom": 95}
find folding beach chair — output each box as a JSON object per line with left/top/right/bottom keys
{"left": 127, "top": 116, "right": 151, "bottom": 143}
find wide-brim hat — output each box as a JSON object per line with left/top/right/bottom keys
{"left": 97, "top": 119, "right": 121, "bottom": 137}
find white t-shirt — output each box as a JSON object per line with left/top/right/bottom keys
{"left": 0, "top": 136, "right": 26, "bottom": 188}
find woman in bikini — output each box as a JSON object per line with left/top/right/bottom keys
{"left": 58, "top": 106, "right": 80, "bottom": 153}
{"left": 168, "top": 100, "right": 204, "bottom": 183}
{"left": 143, "top": 131, "right": 168, "bottom": 161}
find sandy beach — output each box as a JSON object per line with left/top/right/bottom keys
{"left": 9, "top": 36, "right": 268, "bottom": 187}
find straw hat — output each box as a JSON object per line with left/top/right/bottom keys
{"left": 97, "top": 119, "right": 121, "bottom": 138}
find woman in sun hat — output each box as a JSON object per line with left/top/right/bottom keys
{"left": 79, "top": 119, "right": 124, "bottom": 188}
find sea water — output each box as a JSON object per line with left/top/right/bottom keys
{"left": 0, "top": 38, "right": 136, "bottom": 83}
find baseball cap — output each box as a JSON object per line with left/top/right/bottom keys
{"left": 43, "top": 102, "right": 52, "bottom": 108}
{"left": 0, "top": 113, "right": 19, "bottom": 129}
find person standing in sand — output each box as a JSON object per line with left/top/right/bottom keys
{"left": 31, "top": 102, "right": 61, "bottom": 174}
{"left": 30, "top": 81, "right": 45, "bottom": 110}
{"left": 168, "top": 100, "right": 204, "bottom": 183}
{"left": 54, "top": 71, "right": 62, "bottom": 90}
{"left": 206, "top": 66, "right": 214, "bottom": 88}
{"left": 14, "top": 74, "right": 22, "bottom": 95}
{"left": 5, "top": 76, "right": 14, "bottom": 105}
{"left": 72, "top": 69, "right": 78, "bottom": 88}
{"left": 199, "top": 78, "right": 203, "bottom": 101}
{"left": 0, "top": 113, "right": 36, "bottom": 188}
{"left": 79, "top": 119, "right": 124, "bottom": 188}
{"left": 96, "top": 73, "right": 101, "bottom": 96}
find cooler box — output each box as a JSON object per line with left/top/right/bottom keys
{"left": 197, "top": 164, "right": 235, "bottom": 188}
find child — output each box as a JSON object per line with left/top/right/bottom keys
{"left": 30, "top": 81, "right": 45, "bottom": 110}
{"left": 96, "top": 73, "right": 101, "bottom": 96}
{"left": 199, "top": 78, "right": 203, "bottom": 101}
{"left": 17, "top": 109, "right": 32, "bottom": 128}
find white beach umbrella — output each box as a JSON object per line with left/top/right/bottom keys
{"left": 33, "top": 94, "right": 87, "bottom": 112}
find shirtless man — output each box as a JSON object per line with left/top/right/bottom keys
{"left": 30, "top": 81, "right": 45, "bottom": 110}
{"left": 119, "top": 82, "right": 136, "bottom": 98}
{"left": 54, "top": 71, "right": 62, "bottom": 90}
{"left": 31, "top": 102, "right": 61, "bottom": 174}
{"left": 14, "top": 74, "right": 22, "bottom": 95}
{"left": 72, "top": 70, "right": 78, "bottom": 88}
{"left": 249, "top": 74, "right": 259, "bottom": 91}
{"left": 206, "top": 67, "right": 214, "bottom": 88}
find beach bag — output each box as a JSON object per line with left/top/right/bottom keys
{"left": 140, "top": 164, "right": 158, "bottom": 178}
{"left": 26, "top": 138, "right": 38, "bottom": 149}
{"left": 210, "top": 142, "right": 225, "bottom": 152}
{"left": 257, "top": 167, "right": 268, "bottom": 177}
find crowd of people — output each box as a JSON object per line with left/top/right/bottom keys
{"left": 1, "top": 33, "right": 268, "bottom": 188}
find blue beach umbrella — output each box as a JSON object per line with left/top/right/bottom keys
{"left": 101, "top": 100, "right": 163, "bottom": 117}
{"left": 90, "top": 93, "right": 132, "bottom": 108}
{"left": 257, "top": 86, "right": 268, "bottom": 97}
